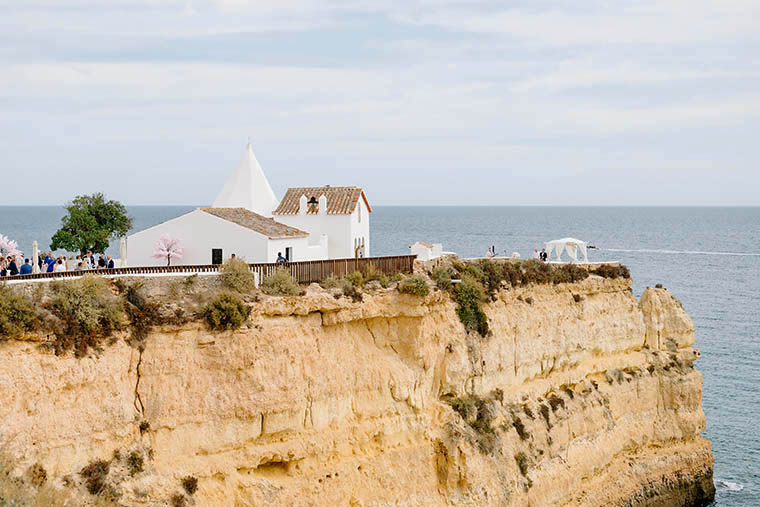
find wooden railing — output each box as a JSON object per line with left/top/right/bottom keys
{"left": 5, "top": 255, "right": 417, "bottom": 284}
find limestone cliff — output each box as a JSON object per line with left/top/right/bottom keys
{"left": 0, "top": 276, "right": 714, "bottom": 506}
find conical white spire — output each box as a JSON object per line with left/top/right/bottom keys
{"left": 213, "top": 143, "right": 280, "bottom": 216}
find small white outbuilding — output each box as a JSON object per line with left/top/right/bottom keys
{"left": 409, "top": 241, "right": 443, "bottom": 261}
{"left": 544, "top": 238, "right": 589, "bottom": 263}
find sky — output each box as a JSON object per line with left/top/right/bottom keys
{"left": 1, "top": 0, "right": 759, "bottom": 206}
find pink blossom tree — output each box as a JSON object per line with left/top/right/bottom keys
{"left": 152, "top": 235, "right": 183, "bottom": 266}
{"left": 0, "top": 234, "right": 22, "bottom": 263}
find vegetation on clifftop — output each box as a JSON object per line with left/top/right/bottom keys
{"left": 201, "top": 293, "right": 251, "bottom": 330}
{"left": 432, "top": 258, "right": 630, "bottom": 337}
{"left": 0, "top": 284, "right": 38, "bottom": 339}
{"left": 261, "top": 266, "right": 303, "bottom": 296}
{"left": 48, "top": 276, "right": 124, "bottom": 356}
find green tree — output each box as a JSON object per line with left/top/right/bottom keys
{"left": 51, "top": 193, "right": 133, "bottom": 255}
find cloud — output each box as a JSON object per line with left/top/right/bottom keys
{"left": 0, "top": 0, "right": 757, "bottom": 204}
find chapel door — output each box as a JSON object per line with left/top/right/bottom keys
{"left": 211, "top": 249, "right": 223, "bottom": 265}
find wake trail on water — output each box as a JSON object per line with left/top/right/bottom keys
{"left": 604, "top": 248, "right": 760, "bottom": 257}
{"left": 716, "top": 480, "right": 744, "bottom": 492}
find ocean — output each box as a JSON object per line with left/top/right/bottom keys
{"left": 1, "top": 205, "right": 758, "bottom": 506}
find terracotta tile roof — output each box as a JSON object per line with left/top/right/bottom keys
{"left": 200, "top": 208, "right": 308, "bottom": 239}
{"left": 411, "top": 241, "right": 434, "bottom": 248}
{"left": 273, "top": 186, "right": 372, "bottom": 215}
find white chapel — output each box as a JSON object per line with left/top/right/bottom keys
{"left": 126, "top": 144, "right": 371, "bottom": 266}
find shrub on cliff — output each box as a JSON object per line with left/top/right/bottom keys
{"left": 127, "top": 450, "right": 144, "bottom": 476}
{"left": 48, "top": 276, "right": 124, "bottom": 357}
{"left": 341, "top": 280, "right": 363, "bottom": 302}
{"left": 552, "top": 264, "right": 589, "bottom": 284}
{"left": 363, "top": 263, "right": 382, "bottom": 283}
{"left": 201, "top": 293, "right": 251, "bottom": 330}
{"left": 521, "top": 259, "right": 554, "bottom": 285}
{"left": 444, "top": 394, "right": 497, "bottom": 453}
{"left": 344, "top": 271, "right": 364, "bottom": 288}
{"left": 119, "top": 281, "right": 162, "bottom": 347}
{"left": 221, "top": 258, "right": 256, "bottom": 293}
{"left": 431, "top": 267, "right": 452, "bottom": 290}
{"left": 320, "top": 275, "right": 341, "bottom": 289}
{"left": 80, "top": 459, "right": 110, "bottom": 495}
{"left": 515, "top": 452, "right": 529, "bottom": 477}
{"left": 181, "top": 476, "right": 198, "bottom": 495}
{"left": 590, "top": 264, "right": 631, "bottom": 279}
{"left": 398, "top": 276, "right": 430, "bottom": 297}
{"left": 454, "top": 275, "right": 489, "bottom": 336}
{"left": 261, "top": 266, "right": 303, "bottom": 296}
{"left": 0, "top": 284, "right": 37, "bottom": 340}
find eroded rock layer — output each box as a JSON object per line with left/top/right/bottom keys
{"left": 0, "top": 277, "right": 714, "bottom": 506}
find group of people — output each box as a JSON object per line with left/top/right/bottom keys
{"left": 533, "top": 248, "right": 549, "bottom": 261}
{"left": 0, "top": 256, "right": 33, "bottom": 276}
{"left": 0, "top": 250, "right": 116, "bottom": 277}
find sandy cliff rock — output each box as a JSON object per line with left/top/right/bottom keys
{"left": 0, "top": 279, "right": 714, "bottom": 506}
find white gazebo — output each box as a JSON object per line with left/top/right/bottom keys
{"left": 544, "top": 238, "right": 589, "bottom": 263}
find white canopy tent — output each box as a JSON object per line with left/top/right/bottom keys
{"left": 545, "top": 238, "right": 589, "bottom": 263}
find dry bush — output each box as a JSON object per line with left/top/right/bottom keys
{"left": 431, "top": 267, "right": 452, "bottom": 290}
{"left": 221, "top": 258, "right": 256, "bottom": 293}
{"left": 590, "top": 264, "right": 631, "bottom": 279}
{"left": 341, "top": 280, "right": 363, "bottom": 302}
{"left": 80, "top": 459, "right": 110, "bottom": 495}
{"left": 521, "top": 259, "right": 554, "bottom": 285}
{"left": 444, "top": 394, "right": 497, "bottom": 454}
{"left": 363, "top": 263, "right": 382, "bottom": 282}
{"left": 512, "top": 416, "right": 530, "bottom": 441}
{"left": 552, "top": 264, "right": 590, "bottom": 284}
{"left": 120, "top": 281, "right": 162, "bottom": 348}
{"left": 48, "top": 277, "right": 124, "bottom": 357}
{"left": 515, "top": 452, "right": 529, "bottom": 477}
{"left": 201, "top": 293, "right": 251, "bottom": 330}
{"left": 344, "top": 271, "right": 364, "bottom": 288}
{"left": 398, "top": 276, "right": 430, "bottom": 297}
{"left": 0, "top": 284, "right": 38, "bottom": 340}
{"left": 127, "top": 450, "right": 144, "bottom": 476}
{"left": 320, "top": 275, "right": 341, "bottom": 289}
{"left": 261, "top": 266, "right": 302, "bottom": 296}
{"left": 181, "top": 475, "right": 198, "bottom": 495}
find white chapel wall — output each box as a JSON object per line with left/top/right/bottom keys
{"left": 127, "top": 210, "right": 270, "bottom": 266}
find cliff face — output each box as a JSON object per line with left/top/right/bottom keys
{"left": 0, "top": 276, "right": 714, "bottom": 506}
